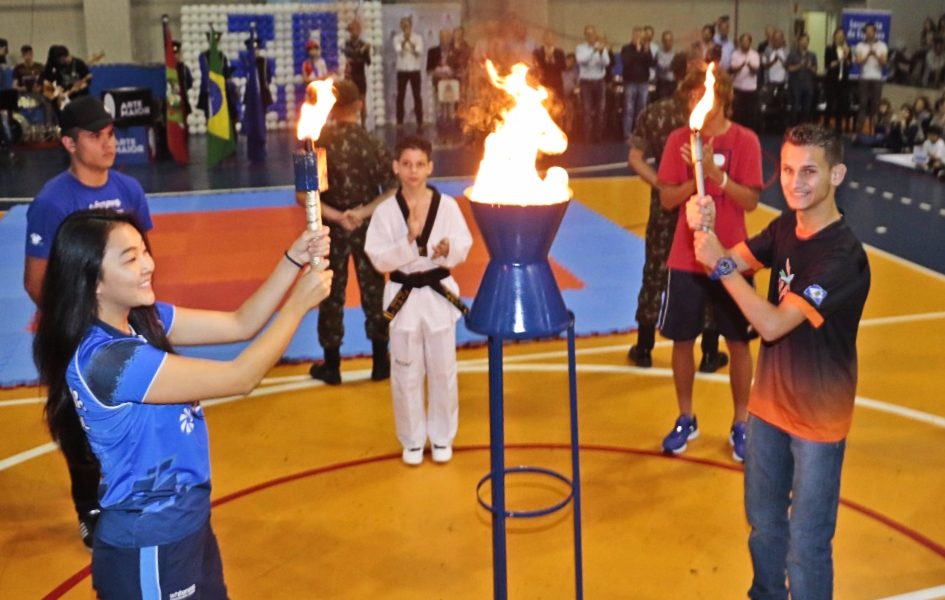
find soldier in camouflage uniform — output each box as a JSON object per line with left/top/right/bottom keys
{"left": 307, "top": 80, "right": 398, "bottom": 384}
{"left": 626, "top": 53, "right": 728, "bottom": 372}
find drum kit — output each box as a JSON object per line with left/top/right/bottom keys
{"left": 11, "top": 92, "right": 57, "bottom": 143}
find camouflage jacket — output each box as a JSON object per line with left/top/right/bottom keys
{"left": 316, "top": 122, "right": 397, "bottom": 211}
{"left": 629, "top": 96, "right": 688, "bottom": 165}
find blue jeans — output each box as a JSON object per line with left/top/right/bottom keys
{"left": 745, "top": 416, "right": 846, "bottom": 600}
{"left": 623, "top": 82, "right": 649, "bottom": 139}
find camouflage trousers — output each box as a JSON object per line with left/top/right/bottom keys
{"left": 636, "top": 190, "right": 679, "bottom": 327}
{"left": 318, "top": 224, "right": 389, "bottom": 348}
{"left": 635, "top": 190, "right": 718, "bottom": 330}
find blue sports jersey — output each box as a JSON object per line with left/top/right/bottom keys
{"left": 26, "top": 170, "right": 154, "bottom": 259}
{"left": 66, "top": 302, "right": 212, "bottom": 548}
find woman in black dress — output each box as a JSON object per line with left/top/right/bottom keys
{"left": 824, "top": 28, "right": 852, "bottom": 133}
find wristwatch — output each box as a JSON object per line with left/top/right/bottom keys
{"left": 709, "top": 257, "right": 737, "bottom": 281}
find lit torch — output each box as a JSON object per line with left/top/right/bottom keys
{"left": 294, "top": 78, "right": 336, "bottom": 269}
{"left": 688, "top": 62, "right": 716, "bottom": 232}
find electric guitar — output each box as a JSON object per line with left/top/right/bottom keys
{"left": 44, "top": 51, "right": 106, "bottom": 109}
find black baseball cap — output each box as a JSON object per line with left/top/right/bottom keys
{"left": 60, "top": 96, "right": 114, "bottom": 132}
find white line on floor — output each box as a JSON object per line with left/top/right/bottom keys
{"left": 5, "top": 347, "right": 945, "bottom": 471}
{"left": 755, "top": 204, "right": 945, "bottom": 284}
{"left": 4, "top": 309, "right": 944, "bottom": 410}
{"left": 874, "top": 584, "right": 945, "bottom": 600}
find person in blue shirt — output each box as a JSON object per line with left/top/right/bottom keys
{"left": 25, "top": 96, "right": 152, "bottom": 301}
{"left": 23, "top": 95, "right": 154, "bottom": 549}
{"left": 33, "top": 210, "right": 332, "bottom": 599}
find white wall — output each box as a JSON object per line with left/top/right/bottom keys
{"left": 544, "top": 0, "right": 824, "bottom": 51}
{"left": 0, "top": 0, "right": 87, "bottom": 62}
{"left": 3, "top": 0, "right": 942, "bottom": 66}
{"left": 0, "top": 0, "right": 252, "bottom": 66}
{"left": 868, "top": 0, "right": 945, "bottom": 48}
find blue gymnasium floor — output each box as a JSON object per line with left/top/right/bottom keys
{"left": 0, "top": 180, "right": 644, "bottom": 387}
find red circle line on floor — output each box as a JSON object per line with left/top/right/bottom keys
{"left": 42, "top": 443, "right": 945, "bottom": 598}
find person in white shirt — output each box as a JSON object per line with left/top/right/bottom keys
{"left": 393, "top": 16, "right": 424, "bottom": 127}
{"left": 654, "top": 30, "right": 677, "bottom": 100}
{"left": 575, "top": 24, "right": 610, "bottom": 141}
{"left": 915, "top": 124, "right": 945, "bottom": 176}
{"left": 731, "top": 33, "right": 761, "bottom": 131}
{"left": 854, "top": 22, "right": 888, "bottom": 135}
{"left": 923, "top": 37, "right": 945, "bottom": 88}
{"left": 763, "top": 30, "right": 789, "bottom": 131}
{"left": 365, "top": 135, "right": 472, "bottom": 466}
{"left": 713, "top": 15, "right": 735, "bottom": 71}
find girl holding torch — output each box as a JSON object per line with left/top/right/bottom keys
{"left": 33, "top": 210, "right": 331, "bottom": 597}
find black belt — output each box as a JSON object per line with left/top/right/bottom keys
{"left": 384, "top": 267, "right": 469, "bottom": 320}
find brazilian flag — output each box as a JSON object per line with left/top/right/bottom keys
{"left": 207, "top": 31, "right": 235, "bottom": 167}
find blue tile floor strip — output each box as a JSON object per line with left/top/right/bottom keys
{"left": 0, "top": 187, "right": 645, "bottom": 387}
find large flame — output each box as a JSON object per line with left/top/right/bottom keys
{"left": 296, "top": 78, "right": 336, "bottom": 141}
{"left": 688, "top": 62, "right": 717, "bottom": 131}
{"left": 468, "top": 61, "right": 570, "bottom": 206}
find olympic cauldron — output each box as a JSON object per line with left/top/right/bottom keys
{"left": 464, "top": 61, "right": 583, "bottom": 600}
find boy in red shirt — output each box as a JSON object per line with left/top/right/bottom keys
{"left": 656, "top": 65, "right": 763, "bottom": 461}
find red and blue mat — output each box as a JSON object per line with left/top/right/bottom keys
{"left": 0, "top": 180, "right": 644, "bottom": 387}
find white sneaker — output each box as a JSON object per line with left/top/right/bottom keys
{"left": 402, "top": 446, "right": 424, "bottom": 466}
{"left": 431, "top": 444, "right": 453, "bottom": 464}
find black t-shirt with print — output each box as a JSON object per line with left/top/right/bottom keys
{"left": 740, "top": 211, "right": 870, "bottom": 442}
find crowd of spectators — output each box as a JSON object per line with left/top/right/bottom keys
{"left": 5, "top": 11, "right": 945, "bottom": 159}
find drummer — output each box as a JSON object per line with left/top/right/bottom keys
{"left": 13, "top": 45, "right": 45, "bottom": 93}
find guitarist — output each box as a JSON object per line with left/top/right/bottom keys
{"left": 42, "top": 45, "right": 92, "bottom": 110}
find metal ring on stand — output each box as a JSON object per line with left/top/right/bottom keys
{"left": 476, "top": 465, "right": 574, "bottom": 518}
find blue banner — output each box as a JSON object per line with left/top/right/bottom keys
{"left": 841, "top": 9, "right": 892, "bottom": 78}
{"left": 114, "top": 125, "right": 153, "bottom": 165}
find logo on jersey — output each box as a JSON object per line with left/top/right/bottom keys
{"left": 30, "top": 233, "right": 43, "bottom": 246}
{"left": 179, "top": 407, "right": 196, "bottom": 434}
{"left": 70, "top": 388, "right": 84, "bottom": 411}
{"left": 803, "top": 284, "right": 828, "bottom": 307}
{"left": 170, "top": 584, "right": 196, "bottom": 599}
{"left": 777, "top": 258, "right": 794, "bottom": 301}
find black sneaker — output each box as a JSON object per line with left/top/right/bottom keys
{"left": 698, "top": 351, "right": 729, "bottom": 373}
{"left": 627, "top": 345, "right": 652, "bottom": 368}
{"left": 78, "top": 509, "right": 100, "bottom": 551}
{"left": 309, "top": 362, "right": 341, "bottom": 385}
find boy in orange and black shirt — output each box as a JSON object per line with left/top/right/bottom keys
{"left": 687, "top": 124, "right": 870, "bottom": 599}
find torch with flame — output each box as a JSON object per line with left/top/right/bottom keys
{"left": 688, "top": 62, "right": 717, "bottom": 232}
{"left": 293, "top": 78, "right": 336, "bottom": 269}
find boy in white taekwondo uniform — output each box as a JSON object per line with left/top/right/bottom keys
{"left": 365, "top": 135, "right": 473, "bottom": 466}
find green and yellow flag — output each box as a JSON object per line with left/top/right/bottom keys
{"left": 207, "top": 30, "right": 235, "bottom": 167}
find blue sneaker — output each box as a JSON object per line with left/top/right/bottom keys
{"left": 730, "top": 421, "right": 747, "bottom": 463}
{"left": 662, "top": 415, "right": 699, "bottom": 454}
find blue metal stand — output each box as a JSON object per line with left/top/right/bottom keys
{"left": 479, "top": 312, "right": 583, "bottom": 600}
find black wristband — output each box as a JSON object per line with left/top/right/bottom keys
{"left": 284, "top": 250, "right": 305, "bottom": 269}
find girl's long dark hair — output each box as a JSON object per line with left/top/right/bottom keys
{"left": 33, "top": 210, "right": 174, "bottom": 458}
